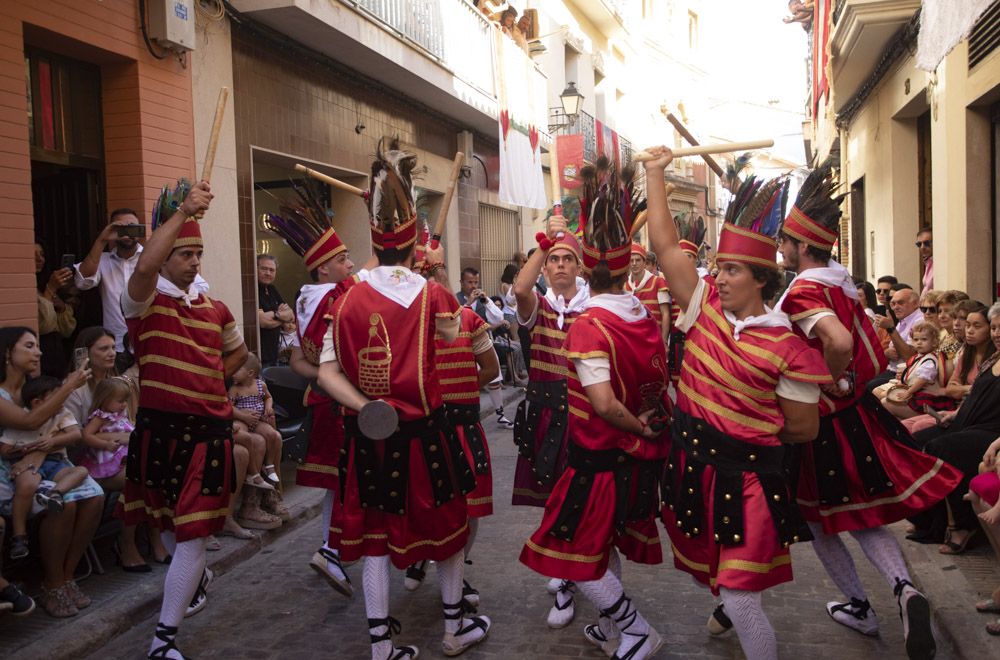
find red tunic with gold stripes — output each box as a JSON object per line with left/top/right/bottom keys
{"left": 780, "top": 278, "right": 963, "bottom": 534}
{"left": 326, "top": 275, "right": 475, "bottom": 567}
{"left": 520, "top": 299, "right": 669, "bottom": 581}
{"left": 119, "top": 291, "right": 240, "bottom": 541}
{"left": 662, "top": 280, "right": 831, "bottom": 595}
{"left": 512, "top": 291, "right": 585, "bottom": 507}
{"left": 625, "top": 270, "right": 669, "bottom": 328}
{"left": 435, "top": 307, "right": 494, "bottom": 518}
{"left": 294, "top": 276, "right": 360, "bottom": 490}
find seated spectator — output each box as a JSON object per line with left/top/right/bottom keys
{"left": 937, "top": 290, "right": 969, "bottom": 361}
{"left": 34, "top": 243, "right": 76, "bottom": 378}
{"left": 499, "top": 263, "right": 519, "bottom": 304}
{"left": 869, "top": 286, "right": 922, "bottom": 390}
{"left": 0, "top": 517, "right": 35, "bottom": 615}
{"left": 78, "top": 377, "right": 132, "bottom": 483}
{"left": 879, "top": 321, "right": 951, "bottom": 419}
{"left": 874, "top": 275, "right": 897, "bottom": 314}
{"left": 490, "top": 296, "right": 527, "bottom": 385}
{"left": 918, "top": 289, "right": 942, "bottom": 329}
{"left": 0, "top": 327, "right": 103, "bottom": 618}
{"left": 912, "top": 303, "right": 1000, "bottom": 554}
{"left": 853, "top": 278, "right": 879, "bottom": 326}
{"left": 1, "top": 376, "right": 89, "bottom": 560}
{"left": 969, "top": 437, "right": 1000, "bottom": 635}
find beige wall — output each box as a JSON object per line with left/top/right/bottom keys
{"left": 192, "top": 12, "right": 243, "bottom": 325}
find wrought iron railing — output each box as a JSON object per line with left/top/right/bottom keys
{"left": 354, "top": 0, "right": 446, "bottom": 59}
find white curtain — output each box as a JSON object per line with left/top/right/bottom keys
{"left": 916, "top": 0, "right": 994, "bottom": 71}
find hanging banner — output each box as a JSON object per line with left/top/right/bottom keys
{"left": 496, "top": 31, "right": 547, "bottom": 209}
{"left": 594, "top": 118, "right": 620, "bottom": 167}
{"left": 556, "top": 134, "right": 585, "bottom": 189}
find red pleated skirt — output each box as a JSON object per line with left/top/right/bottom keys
{"left": 797, "top": 403, "right": 964, "bottom": 534}
{"left": 662, "top": 450, "right": 793, "bottom": 596}
{"left": 456, "top": 423, "right": 493, "bottom": 518}
{"left": 329, "top": 429, "right": 469, "bottom": 568}
{"left": 118, "top": 436, "right": 234, "bottom": 542}
{"left": 512, "top": 406, "right": 569, "bottom": 507}
{"left": 295, "top": 404, "right": 344, "bottom": 491}
{"left": 520, "top": 465, "right": 662, "bottom": 582}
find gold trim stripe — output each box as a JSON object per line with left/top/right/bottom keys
{"left": 788, "top": 307, "right": 835, "bottom": 321}
{"left": 512, "top": 487, "right": 552, "bottom": 500}
{"left": 624, "top": 527, "right": 660, "bottom": 545}
{"left": 684, "top": 342, "right": 777, "bottom": 401}
{"left": 298, "top": 463, "right": 339, "bottom": 475}
{"left": 530, "top": 361, "right": 572, "bottom": 377}
{"left": 173, "top": 507, "right": 230, "bottom": 526}
{"left": 439, "top": 376, "right": 478, "bottom": 385}
{"left": 137, "top": 330, "right": 222, "bottom": 356}
{"left": 139, "top": 354, "right": 224, "bottom": 379}
{"left": 569, "top": 405, "right": 590, "bottom": 419}
{"left": 524, "top": 538, "right": 603, "bottom": 563}
{"left": 388, "top": 521, "right": 468, "bottom": 554}
{"left": 140, "top": 379, "right": 229, "bottom": 403}
{"left": 701, "top": 306, "right": 788, "bottom": 371}
{"left": 718, "top": 554, "right": 791, "bottom": 575}
{"left": 685, "top": 366, "right": 777, "bottom": 416}
{"left": 691, "top": 321, "right": 778, "bottom": 385}
{"left": 141, "top": 306, "right": 222, "bottom": 331}
{"left": 679, "top": 381, "right": 781, "bottom": 434}
{"left": 798, "top": 458, "right": 947, "bottom": 515}
{"left": 466, "top": 496, "right": 493, "bottom": 506}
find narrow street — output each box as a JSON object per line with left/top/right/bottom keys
{"left": 87, "top": 411, "right": 946, "bottom": 659}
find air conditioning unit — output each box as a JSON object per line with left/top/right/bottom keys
{"left": 147, "top": 0, "right": 196, "bottom": 52}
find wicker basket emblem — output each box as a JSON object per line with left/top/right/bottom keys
{"left": 359, "top": 313, "right": 391, "bottom": 397}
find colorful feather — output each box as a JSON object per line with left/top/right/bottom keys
{"left": 579, "top": 155, "right": 630, "bottom": 253}
{"left": 369, "top": 137, "right": 417, "bottom": 233}
{"left": 152, "top": 178, "right": 192, "bottom": 229}
{"left": 261, "top": 177, "right": 336, "bottom": 257}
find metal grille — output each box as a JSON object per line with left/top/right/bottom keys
{"left": 354, "top": 0, "right": 446, "bottom": 59}
{"left": 479, "top": 202, "right": 520, "bottom": 295}
{"left": 970, "top": 0, "right": 1000, "bottom": 69}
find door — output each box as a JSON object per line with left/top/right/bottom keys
{"left": 850, "top": 176, "right": 866, "bottom": 278}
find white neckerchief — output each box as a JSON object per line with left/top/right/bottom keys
{"left": 544, "top": 281, "right": 590, "bottom": 329}
{"left": 584, "top": 292, "right": 647, "bottom": 323}
{"left": 367, "top": 265, "right": 425, "bottom": 309}
{"left": 775, "top": 259, "right": 858, "bottom": 314}
{"left": 157, "top": 275, "right": 201, "bottom": 308}
{"left": 724, "top": 306, "right": 791, "bottom": 341}
{"left": 296, "top": 283, "right": 338, "bottom": 331}
{"left": 627, "top": 269, "right": 653, "bottom": 292}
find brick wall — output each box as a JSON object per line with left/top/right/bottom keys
{"left": 0, "top": 0, "right": 193, "bottom": 330}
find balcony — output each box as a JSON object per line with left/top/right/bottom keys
{"left": 230, "top": 0, "right": 548, "bottom": 135}
{"left": 549, "top": 108, "right": 632, "bottom": 165}
{"left": 829, "top": 0, "right": 920, "bottom": 112}
{"left": 569, "top": 0, "right": 627, "bottom": 35}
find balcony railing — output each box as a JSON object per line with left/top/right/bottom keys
{"left": 354, "top": 0, "right": 446, "bottom": 59}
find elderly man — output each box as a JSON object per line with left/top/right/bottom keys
{"left": 916, "top": 228, "right": 933, "bottom": 295}
{"left": 256, "top": 254, "right": 293, "bottom": 367}
{"left": 868, "top": 286, "right": 923, "bottom": 390}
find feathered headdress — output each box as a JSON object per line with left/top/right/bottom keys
{"left": 723, "top": 152, "right": 753, "bottom": 193}
{"left": 152, "top": 178, "right": 202, "bottom": 250}
{"left": 262, "top": 178, "right": 346, "bottom": 271}
{"left": 674, "top": 212, "right": 706, "bottom": 258}
{"left": 716, "top": 174, "right": 789, "bottom": 269}
{"left": 781, "top": 164, "right": 844, "bottom": 251}
{"left": 576, "top": 156, "right": 636, "bottom": 277}
{"left": 368, "top": 138, "right": 418, "bottom": 252}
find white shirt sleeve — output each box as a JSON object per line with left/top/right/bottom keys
{"left": 483, "top": 298, "right": 505, "bottom": 326}
{"left": 794, "top": 311, "right": 837, "bottom": 340}
{"left": 516, "top": 291, "right": 540, "bottom": 328}
{"left": 575, "top": 356, "right": 611, "bottom": 387}
{"left": 74, "top": 257, "right": 101, "bottom": 291}
{"left": 674, "top": 278, "right": 707, "bottom": 333}
{"left": 656, "top": 289, "right": 671, "bottom": 305}
{"left": 320, "top": 325, "right": 338, "bottom": 364}
{"left": 471, "top": 329, "right": 494, "bottom": 355}
{"left": 120, "top": 287, "right": 155, "bottom": 319}
{"left": 775, "top": 377, "right": 820, "bottom": 404}
{"left": 911, "top": 356, "right": 938, "bottom": 383}
{"left": 221, "top": 324, "right": 244, "bottom": 353}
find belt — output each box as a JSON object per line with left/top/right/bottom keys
{"left": 513, "top": 380, "right": 568, "bottom": 485}
{"left": 445, "top": 403, "right": 489, "bottom": 476}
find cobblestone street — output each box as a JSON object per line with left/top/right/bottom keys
{"left": 88, "top": 413, "right": 955, "bottom": 659}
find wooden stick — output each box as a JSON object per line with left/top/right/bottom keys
{"left": 549, "top": 144, "right": 562, "bottom": 210}
{"left": 632, "top": 139, "right": 774, "bottom": 162}
{"left": 293, "top": 163, "right": 366, "bottom": 198}
{"left": 629, "top": 183, "right": 674, "bottom": 238}
{"left": 201, "top": 87, "right": 229, "bottom": 183}
{"left": 663, "top": 110, "right": 725, "bottom": 179}
{"left": 430, "top": 152, "right": 465, "bottom": 249}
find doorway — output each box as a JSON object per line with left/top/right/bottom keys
{"left": 850, "top": 176, "right": 866, "bottom": 279}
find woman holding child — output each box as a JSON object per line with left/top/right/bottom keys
{"left": 0, "top": 326, "right": 104, "bottom": 617}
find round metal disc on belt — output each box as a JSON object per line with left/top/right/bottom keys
{"left": 358, "top": 399, "right": 398, "bottom": 440}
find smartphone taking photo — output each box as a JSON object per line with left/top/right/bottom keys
{"left": 72, "top": 347, "right": 90, "bottom": 371}
{"left": 60, "top": 254, "right": 76, "bottom": 270}
{"left": 117, "top": 224, "right": 146, "bottom": 239}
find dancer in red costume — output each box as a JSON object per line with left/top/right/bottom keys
{"left": 776, "top": 165, "right": 960, "bottom": 660}
{"left": 118, "top": 180, "right": 249, "bottom": 659}
{"left": 263, "top": 181, "right": 372, "bottom": 597}
{"left": 644, "top": 146, "right": 830, "bottom": 660}
{"left": 520, "top": 157, "right": 669, "bottom": 660}
{"left": 511, "top": 213, "right": 589, "bottom": 627}
{"left": 665, "top": 214, "right": 710, "bottom": 387}
{"left": 317, "top": 140, "right": 489, "bottom": 659}
{"left": 625, "top": 242, "right": 670, "bottom": 343}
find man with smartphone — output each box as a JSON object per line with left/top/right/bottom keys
{"left": 75, "top": 209, "right": 146, "bottom": 370}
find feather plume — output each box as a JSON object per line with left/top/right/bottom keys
{"left": 369, "top": 137, "right": 417, "bottom": 232}
{"left": 724, "top": 174, "right": 788, "bottom": 240}
{"left": 724, "top": 152, "right": 753, "bottom": 192}
{"left": 674, "top": 212, "right": 707, "bottom": 247}
{"left": 790, "top": 163, "right": 845, "bottom": 231}
{"left": 579, "top": 155, "right": 630, "bottom": 253}
{"left": 261, "top": 177, "right": 336, "bottom": 257}
{"left": 152, "top": 178, "right": 193, "bottom": 229}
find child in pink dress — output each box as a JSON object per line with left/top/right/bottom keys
{"left": 79, "top": 378, "right": 133, "bottom": 479}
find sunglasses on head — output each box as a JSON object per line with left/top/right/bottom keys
{"left": 920, "top": 306, "right": 938, "bottom": 313}
{"left": 915, "top": 240, "right": 932, "bottom": 248}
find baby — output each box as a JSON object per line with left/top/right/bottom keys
{"left": 880, "top": 321, "right": 951, "bottom": 420}
{"left": 0, "top": 376, "right": 87, "bottom": 560}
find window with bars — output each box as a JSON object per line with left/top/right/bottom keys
{"left": 478, "top": 202, "right": 520, "bottom": 295}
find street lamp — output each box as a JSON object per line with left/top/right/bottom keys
{"left": 559, "top": 82, "right": 584, "bottom": 121}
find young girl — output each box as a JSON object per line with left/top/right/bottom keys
{"left": 229, "top": 353, "right": 283, "bottom": 488}
{"left": 79, "top": 378, "right": 132, "bottom": 480}
{"left": 880, "top": 321, "right": 951, "bottom": 419}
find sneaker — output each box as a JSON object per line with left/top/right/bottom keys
{"left": 442, "top": 614, "right": 491, "bottom": 657}
{"left": 185, "top": 567, "right": 213, "bottom": 618}
{"left": 0, "top": 583, "right": 35, "bottom": 616}
{"left": 547, "top": 580, "right": 576, "bottom": 629}
{"left": 894, "top": 580, "right": 935, "bottom": 660}
{"left": 9, "top": 535, "right": 29, "bottom": 560}
{"left": 495, "top": 411, "right": 514, "bottom": 429}
{"left": 826, "top": 599, "right": 880, "bottom": 637}
{"left": 405, "top": 560, "right": 428, "bottom": 592}
{"left": 462, "top": 580, "right": 480, "bottom": 609}
{"left": 261, "top": 490, "right": 291, "bottom": 522}
{"left": 584, "top": 620, "right": 620, "bottom": 657}
{"left": 237, "top": 503, "right": 282, "bottom": 531}
{"left": 41, "top": 585, "right": 77, "bottom": 618}
{"left": 707, "top": 603, "right": 734, "bottom": 636}
{"left": 309, "top": 547, "right": 353, "bottom": 598}
{"left": 64, "top": 580, "right": 91, "bottom": 609}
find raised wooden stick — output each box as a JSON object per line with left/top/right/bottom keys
{"left": 629, "top": 183, "right": 674, "bottom": 238}
{"left": 430, "top": 151, "right": 465, "bottom": 249}
{"left": 549, "top": 144, "right": 562, "bottom": 211}
{"left": 294, "top": 163, "right": 366, "bottom": 198}
{"left": 662, "top": 109, "right": 725, "bottom": 179}
{"left": 201, "top": 87, "right": 229, "bottom": 183}
{"left": 632, "top": 139, "right": 774, "bottom": 162}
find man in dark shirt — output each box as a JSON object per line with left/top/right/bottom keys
{"left": 256, "top": 254, "right": 293, "bottom": 366}
{"left": 456, "top": 267, "right": 488, "bottom": 322}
